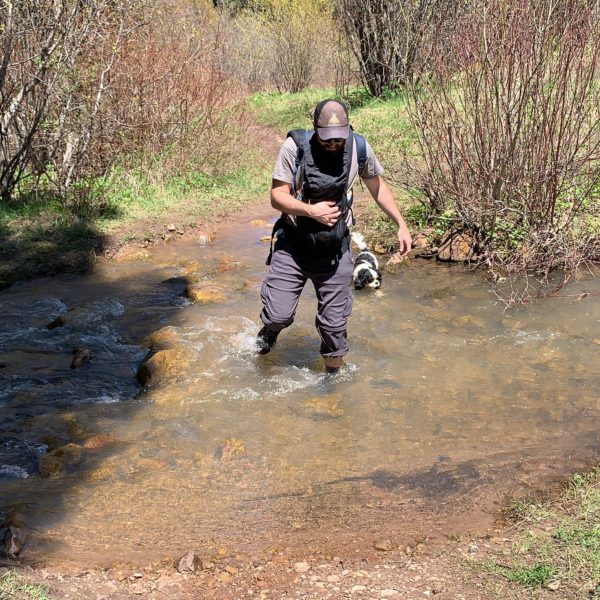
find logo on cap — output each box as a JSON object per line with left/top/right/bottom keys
{"left": 327, "top": 113, "right": 342, "bottom": 126}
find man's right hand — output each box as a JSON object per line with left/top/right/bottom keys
{"left": 307, "top": 201, "right": 341, "bottom": 227}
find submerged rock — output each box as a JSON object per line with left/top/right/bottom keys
{"left": 216, "top": 258, "right": 241, "bottom": 273}
{"left": 197, "top": 232, "right": 212, "bottom": 246}
{"left": 303, "top": 396, "right": 344, "bottom": 418}
{"left": 82, "top": 433, "right": 118, "bottom": 450}
{"left": 185, "top": 283, "right": 225, "bottom": 304}
{"left": 249, "top": 219, "right": 271, "bottom": 228}
{"left": 70, "top": 348, "right": 92, "bottom": 369}
{"left": 216, "top": 438, "right": 246, "bottom": 460}
{"left": 39, "top": 444, "right": 84, "bottom": 478}
{"left": 47, "top": 316, "right": 67, "bottom": 330}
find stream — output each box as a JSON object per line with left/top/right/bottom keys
{"left": 1, "top": 208, "right": 599, "bottom": 566}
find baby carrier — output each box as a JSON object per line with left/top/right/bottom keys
{"left": 266, "top": 129, "right": 367, "bottom": 265}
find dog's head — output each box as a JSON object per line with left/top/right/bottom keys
{"left": 353, "top": 267, "right": 382, "bottom": 290}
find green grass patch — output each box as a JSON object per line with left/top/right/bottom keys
{"left": 250, "top": 86, "right": 416, "bottom": 169}
{"left": 250, "top": 88, "right": 336, "bottom": 132}
{"left": 473, "top": 468, "right": 600, "bottom": 597}
{"left": 99, "top": 161, "right": 270, "bottom": 235}
{"left": 0, "top": 571, "right": 51, "bottom": 600}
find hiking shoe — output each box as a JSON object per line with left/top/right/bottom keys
{"left": 324, "top": 356, "right": 343, "bottom": 374}
{"left": 256, "top": 326, "right": 279, "bottom": 355}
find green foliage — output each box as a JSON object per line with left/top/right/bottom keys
{"left": 474, "top": 468, "right": 600, "bottom": 597}
{"left": 0, "top": 571, "right": 51, "bottom": 600}
{"left": 503, "top": 563, "right": 555, "bottom": 586}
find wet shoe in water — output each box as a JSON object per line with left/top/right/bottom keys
{"left": 324, "top": 356, "right": 343, "bottom": 374}
{"left": 256, "top": 326, "right": 279, "bottom": 354}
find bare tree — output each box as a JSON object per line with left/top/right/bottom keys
{"left": 0, "top": 0, "right": 131, "bottom": 205}
{"left": 339, "top": 0, "right": 454, "bottom": 97}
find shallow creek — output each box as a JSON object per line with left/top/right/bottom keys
{"left": 1, "top": 210, "right": 599, "bottom": 566}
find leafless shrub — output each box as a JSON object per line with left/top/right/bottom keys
{"left": 405, "top": 0, "right": 600, "bottom": 302}
{"left": 105, "top": 0, "right": 245, "bottom": 176}
{"left": 1, "top": 0, "right": 251, "bottom": 211}
{"left": 338, "top": 0, "right": 457, "bottom": 97}
{"left": 0, "top": 1, "right": 124, "bottom": 203}
{"left": 217, "top": 0, "right": 337, "bottom": 93}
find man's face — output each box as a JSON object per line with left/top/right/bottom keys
{"left": 316, "top": 133, "right": 346, "bottom": 155}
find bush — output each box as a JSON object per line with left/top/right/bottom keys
{"left": 405, "top": 0, "right": 600, "bottom": 299}
{"left": 217, "top": 0, "right": 338, "bottom": 92}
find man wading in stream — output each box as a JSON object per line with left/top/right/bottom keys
{"left": 256, "top": 99, "right": 412, "bottom": 373}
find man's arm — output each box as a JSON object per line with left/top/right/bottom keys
{"left": 363, "top": 175, "right": 413, "bottom": 255}
{"left": 271, "top": 179, "right": 341, "bottom": 227}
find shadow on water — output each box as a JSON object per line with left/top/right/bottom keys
{"left": 1, "top": 204, "right": 600, "bottom": 568}
{"left": 0, "top": 199, "right": 199, "bottom": 563}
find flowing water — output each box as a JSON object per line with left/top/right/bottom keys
{"left": 1, "top": 208, "right": 599, "bottom": 566}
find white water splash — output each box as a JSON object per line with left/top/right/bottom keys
{"left": 0, "top": 465, "right": 29, "bottom": 479}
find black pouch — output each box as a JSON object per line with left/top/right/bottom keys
{"left": 299, "top": 216, "right": 348, "bottom": 253}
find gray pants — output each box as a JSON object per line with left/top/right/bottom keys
{"left": 260, "top": 241, "right": 354, "bottom": 357}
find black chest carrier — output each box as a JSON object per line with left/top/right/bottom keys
{"left": 266, "top": 129, "right": 367, "bottom": 265}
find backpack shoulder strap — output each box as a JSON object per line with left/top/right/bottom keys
{"left": 286, "top": 129, "right": 312, "bottom": 198}
{"left": 354, "top": 133, "right": 367, "bottom": 171}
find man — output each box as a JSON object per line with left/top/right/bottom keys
{"left": 257, "top": 99, "right": 412, "bottom": 373}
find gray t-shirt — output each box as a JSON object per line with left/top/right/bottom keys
{"left": 272, "top": 135, "right": 384, "bottom": 187}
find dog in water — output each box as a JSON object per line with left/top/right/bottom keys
{"left": 351, "top": 232, "right": 382, "bottom": 290}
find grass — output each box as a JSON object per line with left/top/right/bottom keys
{"left": 0, "top": 571, "right": 51, "bottom": 600}
{"left": 98, "top": 161, "right": 270, "bottom": 235}
{"left": 472, "top": 468, "right": 600, "bottom": 598}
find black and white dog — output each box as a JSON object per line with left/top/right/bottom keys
{"left": 351, "top": 232, "right": 382, "bottom": 290}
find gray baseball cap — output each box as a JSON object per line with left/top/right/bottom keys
{"left": 313, "top": 99, "right": 351, "bottom": 140}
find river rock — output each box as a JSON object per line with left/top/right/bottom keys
{"left": 143, "top": 327, "right": 181, "bottom": 350}
{"left": 176, "top": 550, "right": 201, "bottom": 574}
{"left": 70, "top": 348, "right": 92, "bottom": 369}
{"left": 249, "top": 219, "right": 271, "bottom": 228}
{"left": 303, "top": 396, "right": 343, "bottom": 418}
{"left": 39, "top": 444, "right": 84, "bottom": 478}
{"left": 412, "top": 232, "right": 431, "bottom": 250}
{"left": 385, "top": 252, "right": 407, "bottom": 274}
{"left": 113, "top": 248, "right": 152, "bottom": 263}
{"left": 197, "top": 232, "right": 212, "bottom": 246}
{"left": 216, "top": 258, "right": 241, "bottom": 272}
{"left": 47, "top": 316, "right": 67, "bottom": 330}
{"left": 436, "top": 232, "right": 473, "bottom": 262}
{"left": 293, "top": 562, "right": 310, "bottom": 573}
{"left": 216, "top": 438, "right": 246, "bottom": 460}
{"left": 3, "top": 525, "right": 27, "bottom": 559}
{"left": 178, "top": 260, "right": 202, "bottom": 277}
{"left": 185, "top": 283, "right": 225, "bottom": 304}
{"left": 136, "top": 349, "right": 192, "bottom": 386}
{"left": 82, "top": 432, "right": 118, "bottom": 450}
{"left": 373, "top": 538, "right": 394, "bottom": 552}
